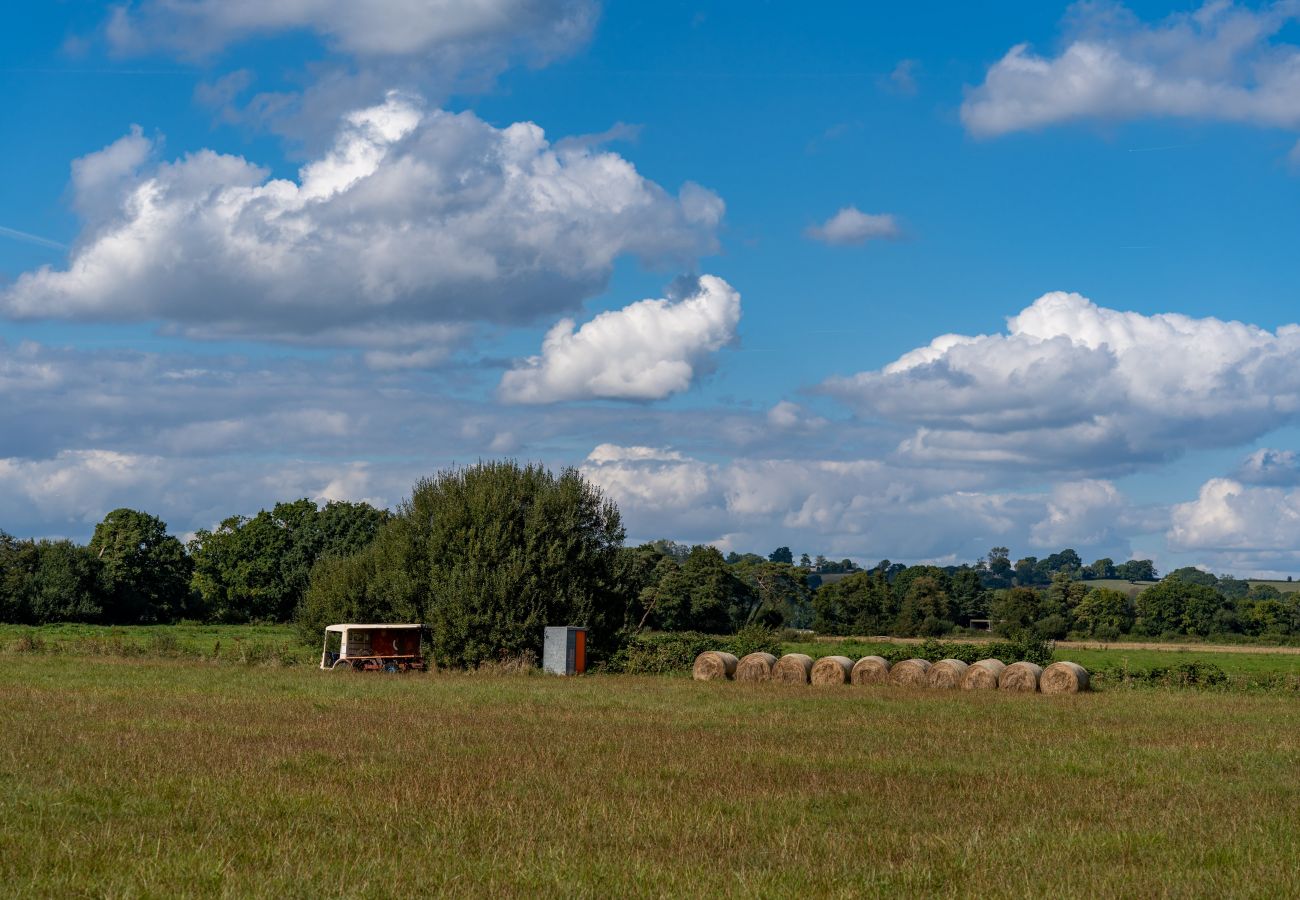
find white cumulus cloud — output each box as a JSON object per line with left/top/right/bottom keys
{"left": 806, "top": 206, "right": 902, "bottom": 245}
{"left": 1168, "top": 477, "right": 1300, "bottom": 574}
{"left": 498, "top": 275, "right": 740, "bottom": 403}
{"left": 824, "top": 291, "right": 1300, "bottom": 471}
{"left": 0, "top": 93, "right": 722, "bottom": 355}
{"left": 963, "top": 1, "right": 1300, "bottom": 147}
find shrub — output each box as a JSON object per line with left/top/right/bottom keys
{"left": 605, "top": 627, "right": 782, "bottom": 675}
{"left": 879, "top": 635, "right": 1054, "bottom": 668}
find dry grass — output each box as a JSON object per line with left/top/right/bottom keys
{"left": 2, "top": 656, "right": 1300, "bottom": 897}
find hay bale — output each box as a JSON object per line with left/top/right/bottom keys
{"left": 887, "top": 658, "right": 931, "bottom": 687}
{"left": 692, "top": 651, "right": 738, "bottom": 681}
{"left": 771, "top": 653, "right": 814, "bottom": 685}
{"left": 926, "top": 658, "right": 970, "bottom": 689}
{"left": 850, "top": 655, "right": 891, "bottom": 685}
{"left": 998, "top": 661, "right": 1043, "bottom": 693}
{"left": 960, "top": 658, "right": 1006, "bottom": 691}
{"left": 811, "top": 655, "right": 854, "bottom": 685}
{"left": 735, "top": 652, "right": 778, "bottom": 682}
{"left": 1041, "top": 661, "right": 1090, "bottom": 694}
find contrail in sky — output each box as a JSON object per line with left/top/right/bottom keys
{"left": 0, "top": 225, "right": 66, "bottom": 251}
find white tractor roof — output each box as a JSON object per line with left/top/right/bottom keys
{"left": 325, "top": 623, "right": 423, "bottom": 632}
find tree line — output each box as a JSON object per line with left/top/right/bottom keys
{"left": 3, "top": 463, "right": 1299, "bottom": 666}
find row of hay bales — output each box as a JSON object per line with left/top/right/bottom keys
{"left": 692, "top": 651, "right": 1089, "bottom": 694}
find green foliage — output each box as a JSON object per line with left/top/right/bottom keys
{"left": 190, "top": 499, "right": 386, "bottom": 623}
{"left": 88, "top": 509, "right": 193, "bottom": 624}
{"left": 1074, "top": 587, "right": 1134, "bottom": 637}
{"left": 878, "top": 634, "right": 1054, "bottom": 668}
{"left": 299, "top": 462, "right": 628, "bottom": 668}
{"left": 1134, "top": 578, "right": 1225, "bottom": 637}
{"left": 1095, "top": 660, "right": 1229, "bottom": 689}
{"left": 1115, "top": 559, "right": 1157, "bottom": 581}
{"left": 605, "top": 626, "right": 782, "bottom": 675}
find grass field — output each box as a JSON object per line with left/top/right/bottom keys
{"left": 0, "top": 622, "right": 314, "bottom": 665}
{"left": 2, "top": 655, "right": 1298, "bottom": 897}
{"left": 1078, "top": 577, "right": 1300, "bottom": 595}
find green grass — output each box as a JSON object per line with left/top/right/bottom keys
{"left": 1082, "top": 578, "right": 1159, "bottom": 593}
{"left": 1245, "top": 579, "right": 1300, "bottom": 593}
{"left": 3, "top": 657, "right": 1300, "bottom": 897}
{"left": 0, "top": 622, "right": 314, "bottom": 665}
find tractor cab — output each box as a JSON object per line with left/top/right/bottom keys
{"left": 321, "top": 624, "right": 426, "bottom": 672}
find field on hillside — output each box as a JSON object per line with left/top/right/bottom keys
{"left": 1077, "top": 577, "right": 1300, "bottom": 595}
{"left": 3, "top": 655, "right": 1300, "bottom": 897}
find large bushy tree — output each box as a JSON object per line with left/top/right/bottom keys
{"left": 299, "top": 462, "right": 630, "bottom": 667}
{"left": 89, "top": 509, "right": 193, "bottom": 623}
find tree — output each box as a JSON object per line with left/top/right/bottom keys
{"left": 1013, "top": 556, "right": 1042, "bottom": 585}
{"left": 29, "top": 541, "right": 104, "bottom": 623}
{"left": 731, "top": 558, "right": 813, "bottom": 628}
{"left": 300, "top": 463, "right": 628, "bottom": 667}
{"left": 1074, "top": 587, "right": 1133, "bottom": 638}
{"left": 1041, "top": 549, "right": 1082, "bottom": 577}
{"left": 991, "top": 587, "right": 1041, "bottom": 634}
{"left": 1115, "top": 559, "right": 1157, "bottom": 581}
{"left": 89, "top": 509, "right": 193, "bottom": 624}
{"left": 768, "top": 546, "right": 794, "bottom": 565}
{"left": 892, "top": 566, "right": 955, "bottom": 635}
{"left": 984, "top": 547, "right": 1013, "bottom": 587}
{"left": 1133, "top": 578, "right": 1221, "bottom": 637}
{"left": 799, "top": 553, "right": 812, "bottom": 568}
{"left": 1165, "top": 566, "right": 1218, "bottom": 588}
{"left": 190, "top": 499, "right": 387, "bottom": 623}
{"left": 812, "top": 568, "right": 893, "bottom": 635}
{"left": 1085, "top": 558, "right": 1115, "bottom": 580}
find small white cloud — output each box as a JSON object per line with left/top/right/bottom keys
{"left": 586, "top": 444, "right": 685, "bottom": 463}
{"left": 885, "top": 59, "right": 919, "bottom": 95}
{"left": 498, "top": 275, "right": 741, "bottom": 403}
{"left": 767, "top": 401, "right": 827, "bottom": 431}
{"left": 806, "top": 206, "right": 902, "bottom": 246}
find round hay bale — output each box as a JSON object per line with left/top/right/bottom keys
{"left": 692, "top": 651, "right": 738, "bottom": 681}
{"left": 735, "top": 652, "right": 778, "bottom": 682}
{"left": 960, "top": 658, "right": 1006, "bottom": 691}
{"left": 850, "top": 655, "right": 890, "bottom": 685}
{"left": 998, "top": 661, "right": 1043, "bottom": 693}
{"left": 887, "top": 658, "right": 931, "bottom": 687}
{"left": 771, "top": 653, "right": 814, "bottom": 685}
{"left": 811, "top": 655, "right": 854, "bottom": 685}
{"left": 1041, "top": 661, "right": 1090, "bottom": 694}
{"left": 926, "top": 658, "right": 970, "bottom": 689}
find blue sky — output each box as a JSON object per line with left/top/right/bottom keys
{"left": 4, "top": 1, "right": 1300, "bottom": 576}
